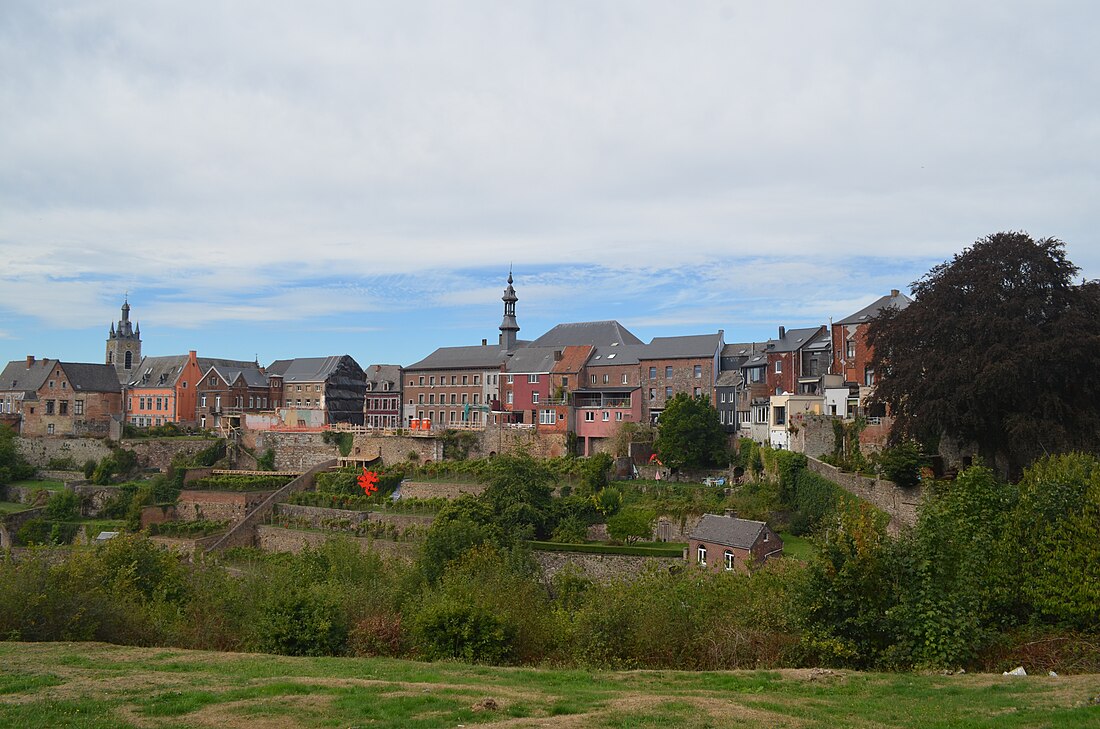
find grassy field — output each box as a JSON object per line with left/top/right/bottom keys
{"left": 0, "top": 642, "right": 1097, "bottom": 729}
{"left": 779, "top": 531, "right": 815, "bottom": 561}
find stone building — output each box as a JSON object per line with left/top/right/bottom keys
{"left": 105, "top": 298, "right": 141, "bottom": 383}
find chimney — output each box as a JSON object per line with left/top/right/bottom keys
{"left": 26, "top": 355, "right": 34, "bottom": 367}
{"left": 482, "top": 339, "right": 488, "bottom": 346}
{"left": 554, "top": 350, "right": 563, "bottom": 361}
{"left": 891, "top": 289, "right": 900, "bottom": 297}
{"left": 374, "top": 364, "right": 381, "bottom": 372}
{"left": 724, "top": 508, "right": 737, "bottom": 519}
{"left": 778, "top": 326, "right": 786, "bottom": 339}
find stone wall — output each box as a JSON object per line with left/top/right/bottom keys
{"left": 0, "top": 506, "right": 47, "bottom": 549}
{"left": 805, "top": 456, "right": 923, "bottom": 533}
{"left": 72, "top": 484, "right": 125, "bottom": 516}
{"left": 398, "top": 481, "right": 486, "bottom": 500}
{"left": 533, "top": 550, "right": 684, "bottom": 583}
{"left": 141, "top": 504, "right": 178, "bottom": 529}
{"left": 789, "top": 414, "right": 836, "bottom": 458}
{"left": 124, "top": 438, "right": 223, "bottom": 471}
{"left": 0, "top": 484, "right": 54, "bottom": 506}
{"left": 15, "top": 437, "right": 111, "bottom": 468}
{"left": 176, "top": 489, "right": 275, "bottom": 522}
{"left": 275, "top": 503, "right": 434, "bottom": 532}
{"left": 36, "top": 469, "right": 85, "bottom": 482}
{"left": 256, "top": 525, "right": 418, "bottom": 560}
{"left": 151, "top": 533, "right": 225, "bottom": 559}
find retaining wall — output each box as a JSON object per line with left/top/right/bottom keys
{"left": 255, "top": 525, "right": 418, "bottom": 560}
{"left": 176, "top": 489, "right": 276, "bottom": 523}
{"left": 398, "top": 481, "right": 486, "bottom": 500}
{"left": 533, "top": 550, "right": 684, "bottom": 583}
{"left": 0, "top": 506, "right": 47, "bottom": 549}
{"left": 274, "top": 503, "right": 434, "bottom": 532}
{"left": 805, "top": 456, "right": 924, "bottom": 533}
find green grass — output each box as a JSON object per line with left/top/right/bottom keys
{"left": 8, "top": 480, "right": 65, "bottom": 491}
{"left": 0, "top": 642, "right": 1097, "bottom": 729}
{"left": 0, "top": 501, "right": 32, "bottom": 514}
{"left": 779, "top": 531, "right": 816, "bottom": 561}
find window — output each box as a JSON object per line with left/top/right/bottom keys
{"left": 314, "top": 384, "right": 320, "bottom": 392}
{"left": 616, "top": 411, "right": 623, "bottom": 421}
{"left": 451, "top": 376, "right": 457, "bottom": 385}
{"left": 847, "top": 340, "right": 856, "bottom": 359}
{"left": 665, "top": 366, "right": 673, "bottom": 378}
{"left": 775, "top": 360, "right": 782, "bottom": 373}
{"left": 418, "top": 394, "right": 425, "bottom": 404}
{"left": 603, "top": 374, "right": 609, "bottom": 384}
{"left": 429, "top": 376, "right": 435, "bottom": 385}
{"left": 507, "top": 375, "right": 514, "bottom": 384}
{"left": 561, "top": 376, "right": 568, "bottom": 387}
{"left": 215, "top": 395, "right": 222, "bottom": 409}
{"left": 59, "top": 401, "right": 68, "bottom": 415}
{"left": 864, "top": 369, "right": 876, "bottom": 386}
{"left": 747, "top": 367, "right": 763, "bottom": 383}
{"left": 47, "top": 423, "right": 55, "bottom": 435}
{"left": 473, "top": 394, "right": 479, "bottom": 404}
{"left": 45, "top": 400, "right": 55, "bottom": 415}
{"left": 773, "top": 406, "right": 786, "bottom": 425}
{"left": 531, "top": 393, "right": 539, "bottom": 404}
{"left": 649, "top": 367, "right": 657, "bottom": 380}
{"left": 720, "top": 392, "right": 726, "bottom": 403}
{"left": 539, "top": 409, "right": 556, "bottom": 425}
{"left": 649, "top": 388, "right": 656, "bottom": 400}
{"left": 61, "top": 381, "right": 67, "bottom": 389}
{"left": 182, "top": 381, "right": 188, "bottom": 388}
{"left": 694, "top": 365, "right": 703, "bottom": 378}
{"left": 429, "top": 394, "right": 435, "bottom": 404}
{"left": 591, "top": 374, "right": 597, "bottom": 384}
{"left": 724, "top": 550, "right": 735, "bottom": 571}
{"left": 48, "top": 380, "right": 55, "bottom": 389}
{"left": 462, "top": 394, "right": 468, "bottom": 404}
{"left": 418, "top": 376, "right": 424, "bottom": 385}
{"left": 697, "top": 546, "right": 707, "bottom": 566}
{"left": 474, "top": 375, "right": 480, "bottom": 385}
{"left": 602, "top": 411, "right": 609, "bottom": 421}
{"left": 694, "top": 387, "right": 702, "bottom": 397}
{"left": 156, "top": 397, "right": 163, "bottom": 410}
{"left": 74, "top": 400, "right": 84, "bottom": 415}
{"left": 665, "top": 387, "right": 673, "bottom": 398}
{"left": 462, "top": 375, "right": 468, "bottom": 385}
{"left": 200, "top": 395, "right": 207, "bottom": 407}
{"left": 506, "top": 391, "right": 513, "bottom": 404}
{"left": 450, "top": 394, "right": 457, "bottom": 404}
{"left": 528, "top": 374, "right": 539, "bottom": 383}
{"left": 621, "top": 373, "right": 628, "bottom": 384}
{"left": 584, "top": 411, "right": 595, "bottom": 421}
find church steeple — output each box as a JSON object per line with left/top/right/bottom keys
{"left": 499, "top": 270, "right": 519, "bottom": 352}
{"left": 106, "top": 296, "right": 142, "bottom": 382}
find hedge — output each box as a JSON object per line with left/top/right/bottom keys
{"left": 187, "top": 474, "right": 294, "bottom": 491}
{"left": 528, "top": 540, "right": 685, "bottom": 558}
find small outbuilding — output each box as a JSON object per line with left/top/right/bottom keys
{"left": 688, "top": 512, "right": 783, "bottom": 572}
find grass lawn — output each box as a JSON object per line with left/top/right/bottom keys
{"left": 0, "top": 501, "right": 31, "bottom": 514}
{"left": 0, "top": 642, "right": 1097, "bottom": 729}
{"left": 8, "top": 480, "right": 65, "bottom": 491}
{"left": 779, "top": 531, "right": 816, "bottom": 561}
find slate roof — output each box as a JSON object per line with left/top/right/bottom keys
{"left": 364, "top": 364, "right": 402, "bottom": 388}
{"left": 267, "top": 356, "right": 352, "bottom": 382}
{"left": 0, "top": 359, "right": 55, "bottom": 395}
{"left": 836, "top": 291, "right": 913, "bottom": 325}
{"left": 503, "top": 346, "right": 565, "bottom": 374}
{"left": 715, "top": 370, "right": 743, "bottom": 388}
{"left": 741, "top": 352, "right": 768, "bottom": 369}
{"left": 690, "top": 514, "right": 769, "bottom": 549}
{"left": 586, "top": 344, "right": 645, "bottom": 367}
{"left": 59, "top": 363, "right": 123, "bottom": 393}
{"left": 127, "top": 355, "right": 255, "bottom": 389}
{"left": 528, "top": 320, "right": 643, "bottom": 348}
{"left": 405, "top": 345, "right": 508, "bottom": 371}
{"left": 205, "top": 364, "right": 269, "bottom": 388}
{"left": 767, "top": 327, "right": 824, "bottom": 353}
{"left": 639, "top": 333, "right": 723, "bottom": 360}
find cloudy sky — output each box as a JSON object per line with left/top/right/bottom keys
{"left": 1, "top": 1, "right": 1097, "bottom": 367}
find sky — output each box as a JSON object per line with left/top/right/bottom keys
{"left": 1, "top": 1, "right": 1097, "bottom": 368}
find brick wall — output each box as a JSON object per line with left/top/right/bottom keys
{"left": 176, "top": 489, "right": 275, "bottom": 522}
{"left": 639, "top": 357, "right": 714, "bottom": 413}
{"left": 15, "top": 437, "right": 112, "bottom": 468}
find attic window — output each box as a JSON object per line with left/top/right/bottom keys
{"left": 594, "top": 355, "right": 601, "bottom": 360}
{"left": 607, "top": 354, "right": 616, "bottom": 359}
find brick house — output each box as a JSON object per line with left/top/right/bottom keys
{"left": 500, "top": 346, "right": 561, "bottom": 425}
{"left": 763, "top": 326, "right": 828, "bottom": 397}
{"left": 10, "top": 359, "right": 123, "bottom": 437}
{"left": 688, "top": 512, "right": 783, "bottom": 573}
{"left": 716, "top": 342, "right": 760, "bottom": 434}
{"left": 266, "top": 355, "right": 367, "bottom": 426}
{"left": 195, "top": 363, "right": 281, "bottom": 431}
{"left": 404, "top": 344, "right": 506, "bottom": 429}
{"left": 637, "top": 332, "right": 724, "bottom": 422}
{"left": 572, "top": 344, "right": 644, "bottom": 455}
{"left": 364, "top": 364, "right": 403, "bottom": 429}
{"left": 831, "top": 289, "right": 912, "bottom": 400}
{"left": 124, "top": 351, "right": 257, "bottom": 428}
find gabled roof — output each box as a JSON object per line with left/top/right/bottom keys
{"left": 528, "top": 320, "right": 643, "bottom": 348}
{"left": 405, "top": 345, "right": 507, "bottom": 372}
{"left": 836, "top": 291, "right": 913, "bottom": 325}
{"left": 127, "top": 354, "right": 255, "bottom": 389}
{"left": 640, "top": 333, "right": 723, "bottom": 360}
{"left": 267, "top": 356, "right": 353, "bottom": 382}
{"left": 204, "top": 364, "right": 269, "bottom": 388}
{"left": 767, "top": 327, "right": 825, "bottom": 353}
{"left": 690, "top": 514, "right": 769, "bottom": 549}
{"left": 742, "top": 352, "right": 768, "bottom": 369}
{"left": 503, "top": 346, "right": 564, "bottom": 374}
{"left": 58, "top": 363, "right": 123, "bottom": 393}
{"left": 715, "top": 370, "right": 743, "bottom": 388}
{"left": 587, "top": 344, "right": 645, "bottom": 367}
{"left": 721, "top": 342, "right": 760, "bottom": 358}
{"left": 0, "top": 359, "right": 54, "bottom": 395}
{"left": 365, "top": 364, "right": 402, "bottom": 386}
{"left": 550, "top": 345, "right": 594, "bottom": 375}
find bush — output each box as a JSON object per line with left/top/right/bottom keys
{"left": 44, "top": 490, "right": 80, "bottom": 521}
{"left": 413, "top": 599, "right": 516, "bottom": 664}
{"left": 83, "top": 458, "right": 98, "bottom": 479}
{"left": 255, "top": 448, "right": 276, "bottom": 471}
{"left": 253, "top": 582, "right": 348, "bottom": 657}
{"left": 188, "top": 474, "right": 293, "bottom": 491}
{"left": 872, "top": 441, "right": 925, "bottom": 488}
{"left": 349, "top": 613, "right": 405, "bottom": 657}
{"left": 607, "top": 507, "right": 655, "bottom": 544}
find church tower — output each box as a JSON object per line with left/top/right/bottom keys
{"left": 106, "top": 297, "right": 141, "bottom": 382}
{"left": 499, "top": 271, "right": 520, "bottom": 352}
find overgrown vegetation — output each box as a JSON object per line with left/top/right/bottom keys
{"left": 186, "top": 474, "right": 294, "bottom": 491}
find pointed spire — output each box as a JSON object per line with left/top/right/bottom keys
{"left": 499, "top": 270, "right": 519, "bottom": 351}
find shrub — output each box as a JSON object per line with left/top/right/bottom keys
{"left": 872, "top": 441, "right": 926, "bottom": 487}
{"left": 413, "top": 599, "right": 515, "bottom": 664}
{"left": 348, "top": 613, "right": 405, "bottom": 657}
{"left": 607, "top": 507, "right": 655, "bottom": 544}
{"left": 255, "top": 448, "right": 276, "bottom": 471}
{"left": 44, "top": 490, "right": 80, "bottom": 521}
{"left": 83, "top": 458, "right": 98, "bottom": 479}
{"left": 253, "top": 582, "right": 348, "bottom": 657}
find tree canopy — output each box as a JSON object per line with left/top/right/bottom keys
{"left": 866, "top": 232, "right": 1100, "bottom": 478}
{"left": 654, "top": 394, "right": 727, "bottom": 471}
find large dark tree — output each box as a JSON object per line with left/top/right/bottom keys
{"left": 866, "top": 232, "right": 1100, "bottom": 479}
{"left": 654, "top": 394, "right": 728, "bottom": 471}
